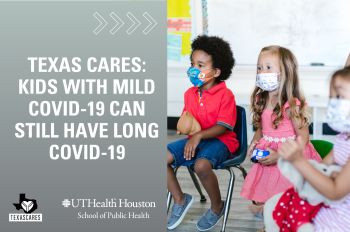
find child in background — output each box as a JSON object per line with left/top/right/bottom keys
{"left": 167, "top": 35, "right": 238, "bottom": 231}
{"left": 278, "top": 66, "right": 350, "bottom": 231}
{"left": 240, "top": 46, "right": 322, "bottom": 220}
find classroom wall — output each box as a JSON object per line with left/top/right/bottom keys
{"left": 207, "top": 0, "right": 350, "bottom": 66}
{"left": 167, "top": 0, "right": 350, "bottom": 143}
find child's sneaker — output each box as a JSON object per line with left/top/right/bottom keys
{"left": 196, "top": 201, "right": 226, "bottom": 231}
{"left": 167, "top": 193, "right": 194, "bottom": 230}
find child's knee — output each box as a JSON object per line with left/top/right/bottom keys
{"left": 194, "top": 159, "right": 212, "bottom": 179}
{"left": 167, "top": 150, "right": 174, "bottom": 165}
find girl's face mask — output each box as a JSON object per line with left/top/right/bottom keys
{"left": 256, "top": 73, "right": 281, "bottom": 91}
{"left": 187, "top": 67, "right": 216, "bottom": 87}
{"left": 326, "top": 98, "right": 350, "bottom": 133}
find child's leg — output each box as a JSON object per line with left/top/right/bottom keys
{"left": 248, "top": 202, "right": 265, "bottom": 216}
{"left": 167, "top": 139, "right": 196, "bottom": 230}
{"left": 167, "top": 150, "right": 185, "bottom": 205}
{"left": 194, "top": 158, "right": 224, "bottom": 216}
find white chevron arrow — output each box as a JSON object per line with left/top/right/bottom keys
{"left": 126, "top": 12, "right": 141, "bottom": 35}
{"left": 93, "top": 12, "right": 108, "bottom": 35}
{"left": 110, "top": 12, "right": 124, "bottom": 34}
{"left": 143, "top": 12, "right": 157, "bottom": 35}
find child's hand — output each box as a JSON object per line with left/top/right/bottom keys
{"left": 330, "top": 171, "right": 339, "bottom": 180}
{"left": 248, "top": 140, "right": 259, "bottom": 163}
{"left": 259, "top": 148, "right": 278, "bottom": 166}
{"left": 278, "top": 136, "right": 306, "bottom": 164}
{"left": 184, "top": 134, "right": 201, "bottom": 160}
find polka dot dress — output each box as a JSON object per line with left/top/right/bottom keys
{"left": 273, "top": 188, "right": 322, "bottom": 231}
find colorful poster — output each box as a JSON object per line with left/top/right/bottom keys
{"left": 167, "top": 33, "right": 182, "bottom": 61}
{"left": 168, "top": 33, "right": 182, "bottom": 48}
{"left": 167, "top": 47, "right": 182, "bottom": 61}
{"left": 167, "top": 18, "right": 192, "bottom": 32}
{"left": 202, "top": 0, "right": 208, "bottom": 35}
{"left": 167, "top": 0, "right": 192, "bottom": 56}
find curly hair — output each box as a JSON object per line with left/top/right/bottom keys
{"left": 251, "top": 46, "right": 311, "bottom": 129}
{"left": 191, "top": 35, "right": 235, "bottom": 82}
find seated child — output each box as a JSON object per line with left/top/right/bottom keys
{"left": 240, "top": 46, "right": 322, "bottom": 227}
{"left": 277, "top": 65, "right": 350, "bottom": 231}
{"left": 167, "top": 35, "right": 238, "bottom": 231}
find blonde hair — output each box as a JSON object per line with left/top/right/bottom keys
{"left": 250, "top": 45, "right": 311, "bottom": 129}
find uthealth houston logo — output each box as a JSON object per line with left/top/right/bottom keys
{"left": 9, "top": 194, "right": 42, "bottom": 222}
{"left": 62, "top": 198, "right": 156, "bottom": 208}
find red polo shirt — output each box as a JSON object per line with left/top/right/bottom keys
{"left": 182, "top": 81, "right": 239, "bottom": 155}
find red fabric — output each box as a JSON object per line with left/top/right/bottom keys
{"left": 182, "top": 81, "right": 239, "bottom": 155}
{"left": 273, "top": 188, "right": 323, "bottom": 232}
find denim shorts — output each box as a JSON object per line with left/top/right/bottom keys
{"left": 167, "top": 138, "right": 231, "bottom": 172}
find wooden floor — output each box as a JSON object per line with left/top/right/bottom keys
{"left": 167, "top": 130, "right": 264, "bottom": 232}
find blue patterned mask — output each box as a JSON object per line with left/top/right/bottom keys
{"left": 187, "top": 67, "right": 216, "bottom": 87}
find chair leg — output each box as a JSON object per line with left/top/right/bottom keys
{"left": 187, "top": 167, "right": 207, "bottom": 202}
{"left": 221, "top": 167, "right": 235, "bottom": 232}
{"left": 167, "top": 191, "right": 172, "bottom": 214}
{"left": 234, "top": 164, "right": 247, "bottom": 179}
{"left": 234, "top": 164, "right": 257, "bottom": 205}
{"left": 167, "top": 166, "right": 180, "bottom": 214}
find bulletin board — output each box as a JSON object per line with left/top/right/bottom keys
{"left": 167, "top": 0, "right": 197, "bottom": 63}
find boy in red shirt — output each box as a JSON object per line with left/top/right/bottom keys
{"left": 167, "top": 35, "right": 238, "bottom": 231}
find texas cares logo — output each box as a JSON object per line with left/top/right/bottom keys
{"left": 9, "top": 193, "right": 42, "bottom": 222}
{"left": 13, "top": 193, "right": 38, "bottom": 214}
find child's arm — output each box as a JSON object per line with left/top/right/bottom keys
{"left": 279, "top": 137, "right": 350, "bottom": 200}
{"left": 345, "top": 53, "right": 350, "bottom": 67}
{"left": 183, "top": 125, "right": 227, "bottom": 160}
{"left": 247, "top": 127, "right": 263, "bottom": 161}
{"left": 321, "top": 149, "right": 336, "bottom": 165}
{"left": 184, "top": 91, "right": 235, "bottom": 160}
{"left": 194, "top": 124, "right": 227, "bottom": 140}
{"left": 287, "top": 106, "right": 309, "bottom": 146}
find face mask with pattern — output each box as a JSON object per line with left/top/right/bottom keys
{"left": 187, "top": 67, "right": 216, "bottom": 87}
{"left": 256, "top": 73, "right": 281, "bottom": 91}
{"left": 326, "top": 98, "right": 350, "bottom": 133}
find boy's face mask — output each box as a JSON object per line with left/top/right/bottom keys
{"left": 326, "top": 98, "right": 350, "bottom": 133}
{"left": 256, "top": 73, "right": 281, "bottom": 91}
{"left": 187, "top": 67, "right": 216, "bottom": 87}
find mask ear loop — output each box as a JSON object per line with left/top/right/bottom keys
{"left": 204, "top": 68, "right": 217, "bottom": 80}
{"left": 276, "top": 72, "right": 282, "bottom": 82}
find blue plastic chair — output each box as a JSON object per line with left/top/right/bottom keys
{"left": 167, "top": 105, "right": 248, "bottom": 232}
